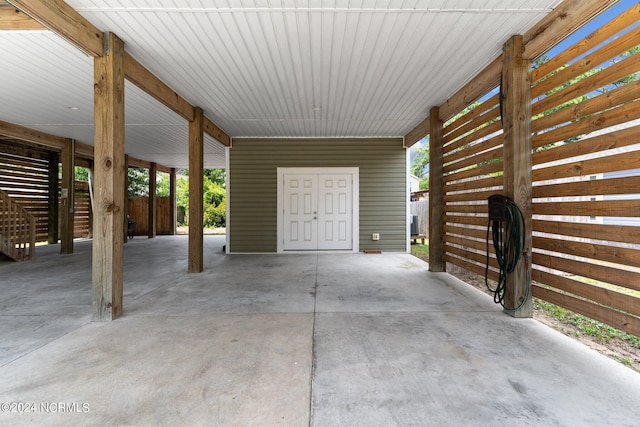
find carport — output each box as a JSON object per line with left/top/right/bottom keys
{"left": 1, "top": 236, "right": 639, "bottom": 425}
{"left": 1, "top": 0, "right": 640, "bottom": 425}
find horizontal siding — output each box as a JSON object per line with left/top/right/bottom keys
{"left": 229, "top": 138, "right": 406, "bottom": 253}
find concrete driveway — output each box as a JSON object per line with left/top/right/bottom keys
{"left": 1, "top": 236, "right": 639, "bottom": 426}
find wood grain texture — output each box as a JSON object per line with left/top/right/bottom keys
{"left": 92, "top": 32, "right": 125, "bottom": 321}
{"left": 532, "top": 219, "right": 640, "bottom": 245}
{"left": 8, "top": 0, "right": 103, "bottom": 56}
{"left": 0, "top": 6, "right": 44, "bottom": 30}
{"left": 403, "top": 114, "right": 430, "bottom": 148}
{"left": 59, "top": 140, "right": 74, "bottom": 254}
{"left": 522, "top": 0, "right": 617, "bottom": 60}
{"left": 429, "top": 107, "right": 444, "bottom": 272}
{"left": 533, "top": 285, "right": 640, "bottom": 338}
{"left": 148, "top": 162, "right": 157, "bottom": 238}
{"left": 203, "top": 116, "right": 231, "bottom": 147}
{"left": 501, "top": 35, "right": 533, "bottom": 317}
{"left": 124, "top": 52, "right": 194, "bottom": 122}
{"left": 532, "top": 269, "right": 640, "bottom": 318}
{"left": 170, "top": 168, "right": 177, "bottom": 235}
{"left": 532, "top": 2, "right": 639, "bottom": 83}
{"left": 533, "top": 252, "right": 640, "bottom": 292}
{"left": 189, "top": 107, "right": 204, "bottom": 273}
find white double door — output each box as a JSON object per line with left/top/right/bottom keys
{"left": 282, "top": 172, "right": 353, "bottom": 251}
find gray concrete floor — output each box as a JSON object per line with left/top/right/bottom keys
{"left": 1, "top": 235, "right": 639, "bottom": 426}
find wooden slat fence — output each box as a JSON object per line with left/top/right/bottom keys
{"left": 442, "top": 88, "right": 503, "bottom": 281}
{"left": 0, "top": 188, "right": 36, "bottom": 261}
{"left": 410, "top": 197, "right": 429, "bottom": 237}
{"left": 71, "top": 180, "right": 91, "bottom": 239}
{"left": 128, "top": 196, "right": 173, "bottom": 235}
{"left": 530, "top": 3, "right": 640, "bottom": 336}
{"left": 0, "top": 142, "right": 50, "bottom": 242}
{"left": 1, "top": 140, "right": 92, "bottom": 243}
{"left": 437, "top": 2, "right": 640, "bottom": 337}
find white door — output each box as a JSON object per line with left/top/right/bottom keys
{"left": 283, "top": 174, "right": 318, "bottom": 250}
{"left": 282, "top": 172, "right": 353, "bottom": 251}
{"left": 317, "top": 174, "right": 352, "bottom": 250}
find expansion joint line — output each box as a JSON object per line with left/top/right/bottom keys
{"left": 308, "top": 253, "right": 319, "bottom": 426}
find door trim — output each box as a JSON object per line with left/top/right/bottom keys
{"left": 277, "top": 167, "right": 359, "bottom": 254}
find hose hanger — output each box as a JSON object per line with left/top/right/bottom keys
{"left": 485, "top": 194, "right": 529, "bottom": 311}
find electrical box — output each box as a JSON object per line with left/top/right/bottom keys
{"left": 372, "top": 233, "right": 380, "bottom": 241}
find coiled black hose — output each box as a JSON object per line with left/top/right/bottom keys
{"left": 485, "top": 197, "right": 529, "bottom": 311}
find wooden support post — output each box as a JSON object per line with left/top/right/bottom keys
{"left": 148, "top": 162, "right": 157, "bottom": 238}
{"left": 60, "top": 139, "right": 75, "bottom": 254}
{"left": 170, "top": 167, "right": 177, "bottom": 235}
{"left": 429, "top": 106, "right": 444, "bottom": 272}
{"left": 123, "top": 155, "right": 129, "bottom": 244}
{"left": 189, "top": 107, "right": 204, "bottom": 273}
{"left": 88, "top": 161, "right": 94, "bottom": 238}
{"left": 501, "top": 35, "right": 533, "bottom": 318}
{"left": 47, "top": 151, "right": 59, "bottom": 244}
{"left": 92, "top": 32, "right": 125, "bottom": 321}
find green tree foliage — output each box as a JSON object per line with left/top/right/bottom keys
{"left": 74, "top": 166, "right": 89, "bottom": 181}
{"left": 411, "top": 145, "right": 429, "bottom": 177}
{"left": 203, "top": 173, "right": 226, "bottom": 227}
{"left": 128, "top": 168, "right": 149, "bottom": 197}
{"left": 155, "top": 168, "right": 226, "bottom": 227}
{"left": 157, "top": 173, "right": 170, "bottom": 197}
{"left": 410, "top": 140, "right": 430, "bottom": 190}
{"left": 204, "top": 168, "right": 226, "bottom": 186}
{"left": 202, "top": 169, "right": 227, "bottom": 226}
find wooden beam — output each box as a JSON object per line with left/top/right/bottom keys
{"left": 124, "top": 52, "right": 194, "bottom": 122}
{"left": 127, "top": 156, "right": 171, "bottom": 174}
{"left": 125, "top": 54, "right": 231, "bottom": 146}
{"left": 170, "top": 168, "right": 177, "bottom": 235}
{"left": 189, "top": 107, "right": 204, "bottom": 273}
{"left": 0, "top": 120, "right": 171, "bottom": 173}
{"left": 523, "top": 0, "right": 618, "bottom": 60}
{"left": 0, "top": 120, "right": 90, "bottom": 161}
{"left": 428, "top": 106, "right": 444, "bottom": 272}
{"left": 439, "top": 56, "right": 502, "bottom": 124}
{"left": 7, "top": 0, "right": 104, "bottom": 57}
{"left": 148, "top": 162, "right": 157, "bottom": 238}
{"left": 0, "top": 119, "right": 68, "bottom": 148}
{"left": 59, "top": 139, "right": 74, "bottom": 254}
{"left": 203, "top": 115, "right": 231, "bottom": 147}
{"left": 0, "top": 6, "right": 45, "bottom": 30}
{"left": 92, "top": 32, "right": 125, "bottom": 321}
{"left": 501, "top": 35, "right": 533, "bottom": 318}
{"left": 404, "top": 114, "right": 430, "bottom": 148}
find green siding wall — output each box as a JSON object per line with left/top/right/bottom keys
{"left": 229, "top": 138, "right": 406, "bottom": 252}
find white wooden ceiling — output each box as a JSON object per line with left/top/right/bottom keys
{"left": 0, "top": 0, "right": 563, "bottom": 168}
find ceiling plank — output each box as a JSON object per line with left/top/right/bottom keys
{"left": 203, "top": 116, "right": 231, "bottom": 147}
{"left": 124, "top": 51, "right": 194, "bottom": 122}
{"left": 6, "top": 0, "right": 104, "bottom": 57}
{"left": 0, "top": 6, "right": 45, "bottom": 30}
